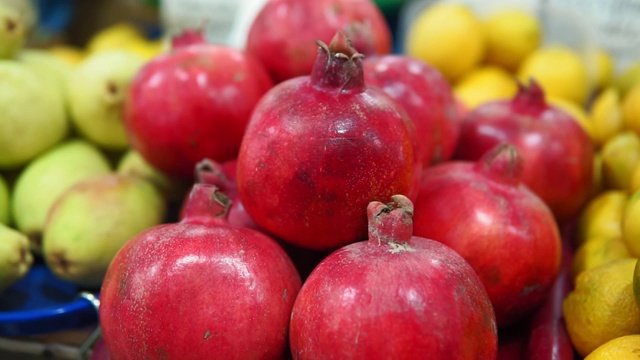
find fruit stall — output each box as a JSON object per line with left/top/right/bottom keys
{"left": 1, "top": 0, "right": 640, "bottom": 359}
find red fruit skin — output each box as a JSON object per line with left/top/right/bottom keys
{"left": 246, "top": 0, "right": 392, "bottom": 82}
{"left": 413, "top": 145, "right": 562, "bottom": 328}
{"left": 454, "top": 84, "right": 594, "bottom": 223}
{"left": 124, "top": 44, "right": 274, "bottom": 180}
{"left": 99, "top": 188, "right": 301, "bottom": 359}
{"left": 363, "top": 55, "right": 461, "bottom": 166}
{"left": 90, "top": 338, "right": 111, "bottom": 360}
{"left": 290, "top": 234, "right": 498, "bottom": 358}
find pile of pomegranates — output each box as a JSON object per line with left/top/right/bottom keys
{"left": 99, "top": 0, "right": 591, "bottom": 357}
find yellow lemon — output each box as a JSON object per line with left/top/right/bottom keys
{"left": 622, "top": 83, "right": 640, "bottom": 138}
{"left": 615, "top": 61, "right": 640, "bottom": 98}
{"left": 590, "top": 152, "right": 604, "bottom": 198}
{"left": 593, "top": 48, "right": 614, "bottom": 90}
{"left": 631, "top": 162, "right": 640, "bottom": 193}
{"left": 590, "top": 87, "right": 624, "bottom": 148}
{"left": 517, "top": 45, "right": 589, "bottom": 106}
{"left": 405, "top": 3, "right": 485, "bottom": 82}
{"left": 600, "top": 131, "right": 640, "bottom": 190}
{"left": 482, "top": 8, "right": 541, "bottom": 72}
{"left": 622, "top": 190, "right": 640, "bottom": 256}
{"left": 87, "top": 22, "right": 145, "bottom": 54}
{"left": 563, "top": 258, "right": 640, "bottom": 357}
{"left": 571, "top": 236, "right": 632, "bottom": 280}
{"left": 585, "top": 334, "right": 640, "bottom": 360}
{"left": 548, "top": 96, "right": 593, "bottom": 140}
{"left": 453, "top": 66, "right": 518, "bottom": 109}
{"left": 46, "top": 45, "right": 85, "bottom": 66}
{"left": 576, "top": 190, "right": 628, "bottom": 246}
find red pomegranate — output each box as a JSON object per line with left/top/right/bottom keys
{"left": 363, "top": 54, "right": 461, "bottom": 165}
{"left": 413, "top": 143, "right": 562, "bottom": 327}
{"left": 123, "top": 32, "right": 274, "bottom": 180}
{"left": 246, "top": 0, "right": 392, "bottom": 82}
{"left": 236, "top": 32, "right": 419, "bottom": 251}
{"left": 289, "top": 195, "right": 498, "bottom": 359}
{"left": 454, "top": 81, "right": 594, "bottom": 223}
{"left": 99, "top": 183, "right": 301, "bottom": 359}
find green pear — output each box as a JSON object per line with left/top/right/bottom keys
{"left": 67, "top": 50, "right": 145, "bottom": 150}
{"left": 18, "top": 48, "right": 74, "bottom": 91}
{"left": 117, "top": 149, "right": 191, "bottom": 202}
{"left": 42, "top": 173, "right": 167, "bottom": 287}
{"left": 0, "top": 2, "right": 25, "bottom": 59}
{"left": 11, "top": 139, "right": 112, "bottom": 252}
{"left": 0, "top": 223, "right": 33, "bottom": 292}
{"left": 0, "top": 60, "right": 68, "bottom": 169}
{"left": 0, "top": 173, "right": 9, "bottom": 225}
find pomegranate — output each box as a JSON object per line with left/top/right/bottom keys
{"left": 246, "top": 0, "right": 392, "bottom": 82}
{"left": 289, "top": 195, "right": 498, "bottom": 359}
{"left": 99, "top": 183, "right": 301, "bottom": 359}
{"left": 413, "top": 143, "right": 562, "bottom": 327}
{"left": 454, "top": 80, "right": 594, "bottom": 222}
{"left": 123, "top": 31, "right": 274, "bottom": 180}
{"left": 237, "top": 32, "right": 419, "bottom": 251}
{"left": 363, "top": 54, "right": 461, "bottom": 165}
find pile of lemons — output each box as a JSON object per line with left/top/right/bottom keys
{"left": 405, "top": 2, "right": 640, "bottom": 359}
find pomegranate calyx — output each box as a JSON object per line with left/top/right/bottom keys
{"left": 310, "top": 31, "right": 365, "bottom": 93}
{"left": 194, "top": 158, "right": 235, "bottom": 193}
{"left": 475, "top": 143, "right": 524, "bottom": 186}
{"left": 367, "top": 194, "right": 414, "bottom": 247}
{"left": 170, "top": 27, "right": 208, "bottom": 50}
{"left": 512, "top": 79, "right": 548, "bottom": 116}
{"left": 180, "top": 183, "right": 232, "bottom": 224}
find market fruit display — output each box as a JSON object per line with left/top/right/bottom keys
{"left": 289, "top": 195, "right": 498, "bottom": 358}
{"left": 237, "top": 31, "right": 418, "bottom": 250}
{"left": 3, "top": 0, "right": 640, "bottom": 358}
{"left": 99, "top": 182, "right": 301, "bottom": 359}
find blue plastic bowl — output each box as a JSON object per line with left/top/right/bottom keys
{"left": 0, "top": 263, "right": 99, "bottom": 336}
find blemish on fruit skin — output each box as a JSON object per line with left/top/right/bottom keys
{"left": 204, "top": 330, "right": 211, "bottom": 340}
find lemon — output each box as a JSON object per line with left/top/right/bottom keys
{"left": 563, "top": 258, "right": 640, "bottom": 357}
{"left": 576, "top": 190, "right": 628, "bottom": 246}
{"left": 548, "top": 96, "right": 593, "bottom": 140}
{"left": 622, "top": 83, "right": 640, "bottom": 138}
{"left": 600, "top": 131, "right": 640, "bottom": 190}
{"left": 623, "top": 190, "right": 640, "bottom": 257}
{"left": 87, "top": 22, "right": 145, "bottom": 54}
{"left": 517, "top": 45, "right": 589, "bottom": 106}
{"left": 615, "top": 61, "right": 640, "bottom": 97}
{"left": 46, "top": 45, "right": 85, "bottom": 66}
{"left": 453, "top": 66, "right": 518, "bottom": 109}
{"left": 585, "top": 334, "right": 640, "bottom": 360}
{"left": 571, "top": 236, "right": 632, "bottom": 280}
{"left": 631, "top": 162, "right": 640, "bottom": 193}
{"left": 482, "top": 8, "right": 541, "bottom": 72}
{"left": 590, "top": 152, "right": 604, "bottom": 198}
{"left": 405, "top": 3, "right": 485, "bottom": 82}
{"left": 593, "top": 48, "right": 614, "bottom": 90}
{"left": 590, "top": 87, "right": 624, "bottom": 148}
